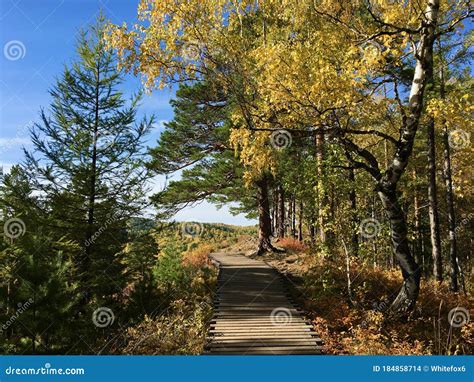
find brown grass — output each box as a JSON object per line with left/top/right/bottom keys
{"left": 264, "top": 250, "right": 473, "bottom": 355}
{"left": 276, "top": 237, "right": 307, "bottom": 253}
{"left": 182, "top": 244, "right": 214, "bottom": 268}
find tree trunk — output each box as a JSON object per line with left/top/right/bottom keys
{"left": 286, "top": 196, "right": 291, "bottom": 237}
{"left": 83, "top": 64, "right": 100, "bottom": 296}
{"left": 341, "top": 240, "right": 353, "bottom": 304}
{"left": 426, "top": 117, "right": 443, "bottom": 282}
{"left": 309, "top": 220, "right": 316, "bottom": 243}
{"left": 277, "top": 184, "right": 285, "bottom": 238}
{"left": 439, "top": 64, "right": 459, "bottom": 292}
{"left": 424, "top": 1, "right": 443, "bottom": 283}
{"left": 412, "top": 168, "right": 424, "bottom": 269}
{"left": 372, "top": 194, "right": 379, "bottom": 268}
{"left": 376, "top": 0, "right": 439, "bottom": 313}
{"left": 315, "top": 131, "right": 327, "bottom": 243}
{"left": 348, "top": 167, "right": 359, "bottom": 257}
{"left": 378, "top": 187, "right": 421, "bottom": 314}
{"left": 273, "top": 187, "right": 279, "bottom": 236}
{"left": 442, "top": 126, "right": 459, "bottom": 291}
{"left": 298, "top": 199, "right": 303, "bottom": 241}
{"left": 255, "top": 174, "right": 279, "bottom": 255}
{"left": 291, "top": 195, "right": 297, "bottom": 238}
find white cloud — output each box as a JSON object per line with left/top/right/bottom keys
{"left": 0, "top": 163, "right": 15, "bottom": 173}
{"left": 0, "top": 137, "right": 31, "bottom": 152}
{"left": 0, "top": 137, "right": 31, "bottom": 145}
{"left": 152, "top": 119, "right": 168, "bottom": 132}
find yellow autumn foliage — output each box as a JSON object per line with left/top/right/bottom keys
{"left": 105, "top": 0, "right": 470, "bottom": 183}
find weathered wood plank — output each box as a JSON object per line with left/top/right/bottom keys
{"left": 208, "top": 336, "right": 322, "bottom": 341}
{"left": 208, "top": 346, "right": 322, "bottom": 352}
{"left": 210, "top": 341, "right": 321, "bottom": 347}
{"left": 211, "top": 327, "right": 312, "bottom": 332}
{"left": 210, "top": 350, "right": 321, "bottom": 355}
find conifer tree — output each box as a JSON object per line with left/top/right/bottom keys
{"left": 23, "top": 16, "right": 154, "bottom": 301}
{"left": 0, "top": 166, "right": 80, "bottom": 354}
{"left": 149, "top": 81, "right": 257, "bottom": 223}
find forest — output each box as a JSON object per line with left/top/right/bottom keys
{"left": 0, "top": 0, "right": 473, "bottom": 355}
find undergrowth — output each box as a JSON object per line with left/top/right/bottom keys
{"left": 107, "top": 239, "right": 217, "bottom": 355}
{"left": 257, "top": 240, "right": 473, "bottom": 355}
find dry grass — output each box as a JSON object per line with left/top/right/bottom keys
{"left": 120, "top": 298, "right": 214, "bottom": 355}
{"left": 182, "top": 244, "right": 214, "bottom": 268}
{"left": 276, "top": 237, "right": 307, "bottom": 253}
{"left": 109, "top": 242, "right": 218, "bottom": 355}
{"left": 262, "top": 249, "right": 473, "bottom": 355}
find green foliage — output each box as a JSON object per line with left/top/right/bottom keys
{"left": 20, "top": 16, "right": 154, "bottom": 304}
{"left": 0, "top": 16, "right": 154, "bottom": 354}
{"left": 0, "top": 169, "right": 81, "bottom": 353}
{"left": 148, "top": 80, "right": 256, "bottom": 219}
{"left": 153, "top": 241, "right": 189, "bottom": 291}
{"left": 120, "top": 230, "right": 159, "bottom": 316}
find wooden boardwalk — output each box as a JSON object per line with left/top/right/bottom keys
{"left": 206, "top": 253, "right": 322, "bottom": 355}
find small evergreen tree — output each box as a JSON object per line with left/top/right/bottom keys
{"left": 0, "top": 166, "right": 80, "bottom": 354}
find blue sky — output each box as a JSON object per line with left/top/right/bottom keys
{"left": 0, "top": 0, "right": 256, "bottom": 225}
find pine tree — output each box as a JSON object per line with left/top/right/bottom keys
{"left": 0, "top": 166, "right": 80, "bottom": 354}
{"left": 120, "top": 226, "right": 159, "bottom": 316}
{"left": 149, "top": 81, "right": 257, "bottom": 222}
{"left": 23, "top": 16, "right": 154, "bottom": 302}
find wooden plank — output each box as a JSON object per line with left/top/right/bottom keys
{"left": 211, "top": 326, "right": 312, "bottom": 331}
{"left": 209, "top": 350, "right": 321, "bottom": 355}
{"left": 210, "top": 340, "right": 321, "bottom": 344}
{"left": 208, "top": 336, "right": 322, "bottom": 341}
{"left": 211, "top": 322, "right": 309, "bottom": 326}
{"left": 213, "top": 307, "right": 301, "bottom": 312}
{"left": 212, "top": 313, "right": 304, "bottom": 317}
{"left": 215, "top": 302, "right": 296, "bottom": 305}
{"left": 211, "top": 322, "right": 310, "bottom": 326}
{"left": 208, "top": 345, "right": 322, "bottom": 352}
{"left": 210, "top": 341, "right": 321, "bottom": 347}
{"left": 211, "top": 320, "right": 310, "bottom": 324}
{"left": 210, "top": 327, "right": 312, "bottom": 331}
